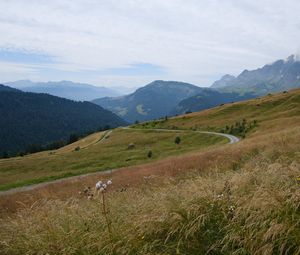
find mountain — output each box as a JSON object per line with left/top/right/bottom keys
{"left": 0, "top": 84, "right": 20, "bottom": 92}
{"left": 92, "top": 80, "right": 204, "bottom": 123}
{"left": 211, "top": 55, "right": 300, "bottom": 95}
{"left": 93, "top": 80, "right": 257, "bottom": 121}
{"left": 0, "top": 87, "right": 126, "bottom": 154}
{"left": 5, "top": 80, "right": 120, "bottom": 101}
{"left": 170, "top": 89, "right": 255, "bottom": 115}
{"left": 210, "top": 74, "right": 236, "bottom": 89}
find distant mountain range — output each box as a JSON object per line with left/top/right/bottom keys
{"left": 0, "top": 85, "right": 126, "bottom": 154}
{"left": 5, "top": 80, "right": 121, "bottom": 101}
{"left": 92, "top": 80, "right": 204, "bottom": 123}
{"left": 92, "top": 55, "right": 300, "bottom": 122}
{"left": 211, "top": 54, "right": 300, "bottom": 95}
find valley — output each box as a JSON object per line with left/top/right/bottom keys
{"left": 1, "top": 88, "right": 300, "bottom": 254}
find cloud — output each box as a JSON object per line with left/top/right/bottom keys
{"left": 0, "top": 0, "right": 299, "bottom": 87}
{"left": 99, "top": 63, "right": 166, "bottom": 76}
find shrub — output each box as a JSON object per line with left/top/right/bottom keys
{"left": 174, "top": 136, "right": 181, "bottom": 145}
{"left": 147, "top": 150, "right": 153, "bottom": 158}
{"left": 127, "top": 143, "right": 135, "bottom": 150}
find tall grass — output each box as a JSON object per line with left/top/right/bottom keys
{"left": 1, "top": 127, "right": 300, "bottom": 254}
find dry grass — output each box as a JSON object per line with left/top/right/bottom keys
{"left": 0, "top": 125, "right": 299, "bottom": 254}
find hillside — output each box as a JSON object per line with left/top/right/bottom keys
{"left": 211, "top": 55, "right": 300, "bottom": 95}
{"left": 5, "top": 80, "right": 120, "bottom": 101}
{"left": 0, "top": 88, "right": 126, "bottom": 154}
{"left": 0, "top": 128, "right": 226, "bottom": 191}
{"left": 135, "top": 89, "right": 300, "bottom": 135}
{"left": 92, "top": 80, "right": 204, "bottom": 122}
{"left": 0, "top": 84, "right": 20, "bottom": 92}
{"left": 1, "top": 88, "right": 300, "bottom": 254}
{"left": 170, "top": 89, "right": 255, "bottom": 115}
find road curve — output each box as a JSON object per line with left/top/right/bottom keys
{"left": 121, "top": 127, "right": 240, "bottom": 144}
{"left": 0, "top": 127, "right": 239, "bottom": 196}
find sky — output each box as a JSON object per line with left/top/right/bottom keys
{"left": 0, "top": 0, "right": 300, "bottom": 89}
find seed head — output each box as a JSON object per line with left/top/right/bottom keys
{"left": 96, "top": 181, "right": 102, "bottom": 190}
{"left": 229, "top": 205, "right": 235, "bottom": 212}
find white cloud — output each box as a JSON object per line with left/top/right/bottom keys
{"left": 0, "top": 0, "right": 299, "bottom": 87}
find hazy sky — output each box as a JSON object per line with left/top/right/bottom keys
{"left": 0, "top": 0, "right": 300, "bottom": 88}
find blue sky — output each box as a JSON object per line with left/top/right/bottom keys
{"left": 0, "top": 49, "right": 54, "bottom": 64}
{"left": 0, "top": 0, "right": 299, "bottom": 88}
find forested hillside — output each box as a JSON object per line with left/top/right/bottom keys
{"left": 0, "top": 87, "right": 126, "bottom": 155}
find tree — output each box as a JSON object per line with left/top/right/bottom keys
{"left": 69, "top": 134, "right": 79, "bottom": 144}
{"left": 104, "top": 125, "right": 111, "bottom": 130}
{"left": 26, "top": 144, "right": 43, "bottom": 153}
{"left": 174, "top": 136, "right": 181, "bottom": 145}
{"left": 2, "top": 151, "right": 9, "bottom": 159}
{"left": 147, "top": 150, "right": 153, "bottom": 158}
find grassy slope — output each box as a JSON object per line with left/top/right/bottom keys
{"left": 133, "top": 89, "right": 300, "bottom": 135}
{"left": 1, "top": 89, "right": 300, "bottom": 255}
{"left": 0, "top": 129, "right": 226, "bottom": 191}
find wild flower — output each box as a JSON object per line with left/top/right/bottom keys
{"left": 95, "top": 180, "right": 112, "bottom": 192}
{"left": 217, "top": 194, "right": 224, "bottom": 199}
{"left": 95, "top": 179, "right": 113, "bottom": 240}
{"left": 95, "top": 181, "right": 102, "bottom": 190}
{"left": 229, "top": 205, "right": 235, "bottom": 212}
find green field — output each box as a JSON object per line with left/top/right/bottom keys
{"left": 0, "top": 128, "right": 226, "bottom": 191}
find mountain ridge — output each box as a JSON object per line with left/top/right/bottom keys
{"left": 211, "top": 54, "right": 300, "bottom": 94}
{"left": 92, "top": 80, "right": 204, "bottom": 123}
{"left": 5, "top": 80, "right": 121, "bottom": 101}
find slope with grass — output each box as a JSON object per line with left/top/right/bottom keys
{"left": 0, "top": 129, "right": 226, "bottom": 191}
{"left": 1, "top": 88, "right": 300, "bottom": 255}
{"left": 134, "top": 89, "right": 300, "bottom": 136}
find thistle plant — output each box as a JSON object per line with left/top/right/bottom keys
{"left": 95, "top": 179, "right": 113, "bottom": 239}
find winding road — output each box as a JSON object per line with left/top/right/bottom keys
{"left": 0, "top": 128, "right": 239, "bottom": 196}
{"left": 122, "top": 127, "right": 240, "bottom": 144}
